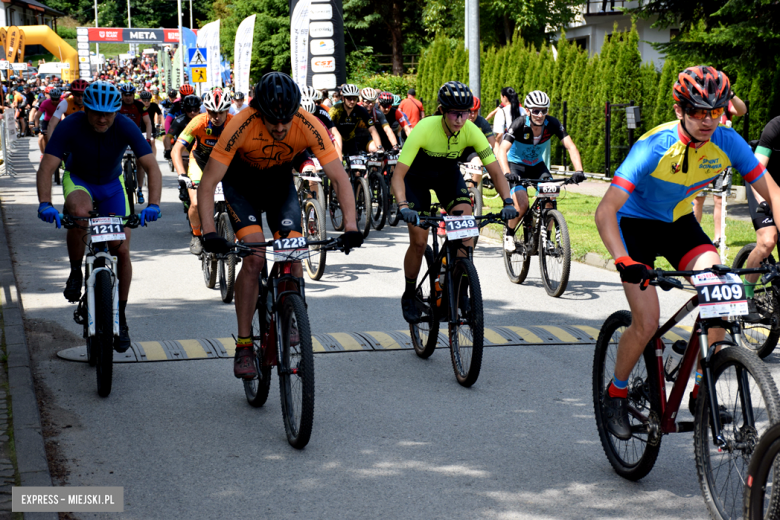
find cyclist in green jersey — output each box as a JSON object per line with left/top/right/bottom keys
{"left": 392, "top": 81, "right": 519, "bottom": 322}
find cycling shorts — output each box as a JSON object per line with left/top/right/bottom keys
{"left": 40, "top": 119, "right": 49, "bottom": 133}
{"left": 223, "top": 175, "right": 302, "bottom": 241}
{"left": 343, "top": 134, "right": 372, "bottom": 156}
{"left": 618, "top": 213, "right": 717, "bottom": 270}
{"left": 404, "top": 168, "right": 472, "bottom": 216}
{"left": 187, "top": 158, "right": 204, "bottom": 185}
{"left": 508, "top": 161, "right": 550, "bottom": 195}
{"left": 746, "top": 183, "right": 776, "bottom": 230}
{"left": 63, "top": 171, "right": 130, "bottom": 217}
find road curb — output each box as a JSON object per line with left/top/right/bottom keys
{"left": 0, "top": 182, "right": 58, "bottom": 519}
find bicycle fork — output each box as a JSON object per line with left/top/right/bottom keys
{"left": 85, "top": 252, "right": 119, "bottom": 337}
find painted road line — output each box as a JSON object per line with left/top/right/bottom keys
{"left": 361, "top": 331, "right": 402, "bottom": 350}
{"left": 538, "top": 326, "right": 579, "bottom": 343}
{"left": 504, "top": 326, "right": 544, "bottom": 344}
{"left": 573, "top": 325, "right": 600, "bottom": 340}
{"left": 312, "top": 337, "right": 326, "bottom": 352}
{"left": 662, "top": 330, "right": 686, "bottom": 343}
{"left": 135, "top": 341, "right": 168, "bottom": 361}
{"left": 177, "top": 339, "right": 216, "bottom": 359}
{"left": 328, "top": 332, "right": 369, "bottom": 351}
{"left": 484, "top": 328, "right": 511, "bottom": 345}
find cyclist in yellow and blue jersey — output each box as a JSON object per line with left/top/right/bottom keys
{"left": 595, "top": 66, "right": 780, "bottom": 440}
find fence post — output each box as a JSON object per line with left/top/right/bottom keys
{"left": 627, "top": 99, "right": 635, "bottom": 151}
{"left": 743, "top": 100, "right": 750, "bottom": 141}
{"left": 605, "top": 101, "right": 611, "bottom": 176}
{"left": 562, "top": 101, "right": 568, "bottom": 172}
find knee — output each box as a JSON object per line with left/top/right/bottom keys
{"left": 631, "top": 313, "right": 659, "bottom": 340}
{"left": 408, "top": 237, "right": 427, "bottom": 256}
{"left": 241, "top": 254, "right": 264, "bottom": 275}
{"left": 756, "top": 234, "right": 778, "bottom": 256}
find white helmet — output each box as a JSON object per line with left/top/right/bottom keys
{"left": 202, "top": 87, "right": 232, "bottom": 112}
{"left": 300, "top": 97, "right": 317, "bottom": 114}
{"left": 300, "top": 85, "right": 317, "bottom": 100}
{"left": 341, "top": 83, "right": 359, "bottom": 97}
{"left": 360, "top": 87, "right": 378, "bottom": 102}
{"left": 524, "top": 90, "right": 550, "bottom": 109}
{"left": 313, "top": 89, "right": 325, "bottom": 102}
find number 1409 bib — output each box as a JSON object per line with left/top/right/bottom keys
{"left": 692, "top": 272, "right": 748, "bottom": 318}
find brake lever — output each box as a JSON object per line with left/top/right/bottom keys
{"left": 656, "top": 275, "right": 684, "bottom": 291}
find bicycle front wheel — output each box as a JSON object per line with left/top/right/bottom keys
{"left": 694, "top": 346, "right": 780, "bottom": 520}
{"left": 123, "top": 159, "right": 137, "bottom": 215}
{"left": 278, "top": 294, "right": 315, "bottom": 449}
{"left": 732, "top": 243, "right": 780, "bottom": 358}
{"left": 449, "top": 258, "right": 484, "bottom": 387}
{"left": 329, "top": 187, "right": 344, "bottom": 232}
{"left": 302, "top": 199, "right": 327, "bottom": 280}
{"left": 202, "top": 251, "right": 217, "bottom": 288}
{"left": 539, "top": 209, "right": 571, "bottom": 297}
{"left": 218, "top": 212, "right": 236, "bottom": 303}
{"left": 410, "top": 245, "right": 439, "bottom": 358}
{"left": 592, "top": 311, "right": 662, "bottom": 481}
{"left": 94, "top": 270, "right": 114, "bottom": 398}
{"left": 369, "top": 171, "right": 388, "bottom": 230}
{"left": 744, "top": 422, "right": 780, "bottom": 520}
{"left": 244, "top": 301, "right": 272, "bottom": 407}
{"left": 504, "top": 223, "right": 532, "bottom": 284}
{"left": 356, "top": 177, "right": 371, "bottom": 238}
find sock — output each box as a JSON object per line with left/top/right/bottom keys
{"left": 70, "top": 261, "right": 82, "bottom": 272}
{"left": 119, "top": 300, "right": 128, "bottom": 327}
{"left": 404, "top": 276, "right": 416, "bottom": 296}
{"left": 236, "top": 336, "right": 252, "bottom": 349}
{"left": 191, "top": 227, "right": 202, "bottom": 237}
{"left": 505, "top": 228, "right": 515, "bottom": 236}
{"left": 609, "top": 376, "right": 628, "bottom": 398}
{"left": 745, "top": 282, "right": 755, "bottom": 299}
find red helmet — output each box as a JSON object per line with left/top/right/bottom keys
{"left": 70, "top": 79, "right": 89, "bottom": 93}
{"left": 471, "top": 96, "right": 481, "bottom": 112}
{"left": 179, "top": 84, "right": 195, "bottom": 96}
{"left": 673, "top": 66, "right": 731, "bottom": 110}
{"left": 378, "top": 91, "right": 393, "bottom": 107}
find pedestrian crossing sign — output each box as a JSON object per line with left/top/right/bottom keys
{"left": 189, "top": 48, "right": 207, "bottom": 66}
{"left": 192, "top": 67, "right": 207, "bottom": 83}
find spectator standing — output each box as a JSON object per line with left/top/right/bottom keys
{"left": 399, "top": 88, "right": 424, "bottom": 127}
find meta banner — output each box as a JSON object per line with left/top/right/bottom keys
{"left": 78, "top": 28, "right": 197, "bottom": 44}
{"left": 289, "top": 0, "right": 345, "bottom": 91}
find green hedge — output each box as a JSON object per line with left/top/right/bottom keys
{"left": 358, "top": 72, "right": 417, "bottom": 96}
{"left": 56, "top": 27, "right": 77, "bottom": 40}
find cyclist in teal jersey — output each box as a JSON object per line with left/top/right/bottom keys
{"left": 392, "top": 81, "right": 518, "bottom": 322}
{"left": 594, "top": 66, "right": 780, "bottom": 439}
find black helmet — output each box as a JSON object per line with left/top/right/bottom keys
{"left": 139, "top": 90, "right": 152, "bottom": 100}
{"left": 168, "top": 88, "right": 177, "bottom": 98}
{"left": 253, "top": 72, "right": 300, "bottom": 123}
{"left": 182, "top": 94, "right": 201, "bottom": 112}
{"left": 234, "top": 91, "right": 245, "bottom": 100}
{"left": 437, "top": 81, "right": 473, "bottom": 111}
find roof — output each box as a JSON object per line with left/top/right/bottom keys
{"left": 8, "top": 0, "right": 65, "bottom": 16}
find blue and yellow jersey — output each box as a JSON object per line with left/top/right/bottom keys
{"left": 612, "top": 121, "right": 765, "bottom": 222}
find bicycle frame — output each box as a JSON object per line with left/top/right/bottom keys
{"left": 428, "top": 227, "right": 472, "bottom": 324}
{"left": 261, "top": 260, "right": 306, "bottom": 370}
{"left": 84, "top": 245, "right": 120, "bottom": 338}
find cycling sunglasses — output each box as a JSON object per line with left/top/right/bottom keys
{"left": 265, "top": 115, "right": 295, "bottom": 125}
{"left": 530, "top": 108, "right": 548, "bottom": 116}
{"left": 684, "top": 106, "right": 725, "bottom": 120}
{"left": 446, "top": 110, "right": 469, "bottom": 120}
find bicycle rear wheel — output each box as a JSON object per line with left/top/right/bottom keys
{"left": 94, "top": 270, "right": 114, "bottom": 398}
{"left": 369, "top": 171, "right": 388, "bottom": 230}
{"left": 302, "top": 199, "right": 327, "bottom": 280}
{"left": 504, "top": 223, "right": 532, "bottom": 284}
{"left": 732, "top": 243, "right": 780, "bottom": 358}
{"left": 694, "top": 346, "right": 780, "bottom": 520}
{"left": 744, "top": 422, "right": 780, "bottom": 520}
{"left": 329, "top": 187, "right": 344, "bottom": 232}
{"left": 218, "top": 212, "right": 236, "bottom": 303}
{"left": 202, "top": 251, "right": 217, "bottom": 288}
{"left": 410, "top": 246, "right": 439, "bottom": 358}
{"left": 356, "top": 177, "right": 371, "bottom": 238}
{"left": 278, "top": 294, "right": 315, "bottom": 449}
{"left": 539, "top": 209, "right": 571, "bottom": 297}
{"left": 592, "top": 311, "right": 662, "bottom": 480}
{"left": 123, "top": 159, "right": 137, "bottom": 215}
{"left": 244, "top": 301, "right": 272, "bottom": 407}
{"left": 449, "top": 258, "right": 484, "bottom": 387}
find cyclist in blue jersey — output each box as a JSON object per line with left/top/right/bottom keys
{"left": 35, "top": 81, "right": 163, "bottom": 352}
{"left": 594, "top": 66, "right": 780, "bottom": 440}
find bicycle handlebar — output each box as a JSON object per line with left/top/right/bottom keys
{"left": 416, "top": 212, "right": 506, "bottom": 230}
{"left": 60, "top": 213, "right": 141, "bottom": 229}
{"left": 219, "top": 235, "right": 356, "bottom": 259}
{"left": 648, "top": 263, "right": 780, "bottom": 291}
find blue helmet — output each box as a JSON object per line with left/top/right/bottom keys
{"left": 83, "top": 82, "right": 122, "bottom": 112}
{"left": 118, "top": 82, "right": 136, "bottom": 95}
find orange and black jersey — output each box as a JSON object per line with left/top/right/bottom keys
{"left": 178, "top": 112, "right": 234, "bottom": 169}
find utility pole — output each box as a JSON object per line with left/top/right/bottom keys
{"left": 467, "top": 0, "right": 480, "bottom": 99}
{"left": 190, "top": 0, "right": 193, "bottom": 29}
{"left": 127, "top": 0, "right": 133, "bottom": 55}
{"left": 94, "top": 0, "right": 100, "bottom": 72}
{"left": 464, "top": 0, "right": 469, "bottom": 50}
{"left": 178, "top": 0, "right": 184, "bottom": 86}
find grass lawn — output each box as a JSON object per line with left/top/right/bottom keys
{"left": 478, "top": 186, "right": 756, "bottom": 270}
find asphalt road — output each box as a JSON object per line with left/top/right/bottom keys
{"left": 3, "top": 137, "right": 779, "bottom": 519}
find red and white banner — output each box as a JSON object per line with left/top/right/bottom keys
{"left": 82, "top": 28, "right": 197, "bottom": 44}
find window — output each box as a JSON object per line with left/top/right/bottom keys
{"left": 570, "top": 37, "right": 588, "bottom": 51}
{"left": 670, "top": 28, "right": 680, "bottom": 39}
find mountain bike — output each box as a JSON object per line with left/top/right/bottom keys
{"left": 409, "top": 206, "right": 506, "bottom": 387}
{"left": 199, "top": 182, "right": 236, "bottom": 303}
{"left": 223, "top": 234, "right": 354, "bottom": 449}
{"left": 732, "top": 204, "right": 780, "bottom": 358}
{"left": 366, "top": 151, "right": 389, "bottom": 230}
{"left": 593, "top": 264, "right": 780, "bottom": 520}
{"left": 503, "top": 177, "right": 573, "bottom": 297}
{"left": 295, "top": 170, "right": 328, "bottom": 280}
{"left": 382, "top": 150, "right": 402, "bottom": 227}
{"left": 62, "top": 212, "right": 141, "bottom": 397}
{"left": 329, "top": 154, "right": 371, "bottom": 237}
{"left": 744, "top": 421, "right": 780, "bottom": 520}
{"left": 122, "top": 147, "right": 138, "bottom": 210}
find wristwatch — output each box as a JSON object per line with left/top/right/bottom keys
{"left": 503, "top": 198, "right": 513, "bottom": 206}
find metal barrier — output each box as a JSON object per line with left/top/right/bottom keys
{"left": 0, "top": 109, "right": 18, "bottom": 176}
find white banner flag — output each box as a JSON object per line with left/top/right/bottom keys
{"left": 197, "top": 19, "right": 221, "bottom": 89}
{"left": 234, "top": 14, "right": 256, "bottom": 98}
{"left": 290, "top": 0, "right": 311, "bottom": 87}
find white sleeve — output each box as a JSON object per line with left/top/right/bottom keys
{"left": 52, "top": 98, "right": 69, "bottom": 119}
{"left": 492, "top": 107, "right": 505, "bottom": 134}
{"left": 229, "top": 105, "right": 236, "bottom": 115}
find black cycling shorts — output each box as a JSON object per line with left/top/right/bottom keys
{"left": 618, "top": 213, "right": 717, "bottom": 270}
{"left": 343, "top": 134, "right": 372, "bottom": 156}
{"left": 222, "top": 175, "right": 302, "bottom": 241}
{"left": 746, "top": 184, "right": 776, "bottom": 230}
{"left": 459, "top": 147, "right": 481, "bottom": 164}
{"left": 404, "top": 168, "right": 472, "bottom": 216}
{"left": 508, "top": 162, "right": 550, "bottom": 193}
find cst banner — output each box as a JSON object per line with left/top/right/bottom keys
{"left": 78, "top": 28, "right": 197, "bottom": 44}
{"left": 290, "top": 0, "right": 345, "bottom": 91}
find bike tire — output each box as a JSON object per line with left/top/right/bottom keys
{"left": 410, "top": 246, "right": 439, "bottom": 358}
{"left": 303, "top": 199, "right": 327, "bottom": 280}
{"left": 744, "top": 422, "right": 780, "bottom": 520}
{"left": 123, "top": 159, "right": 137, "bottom": 215}
{"left": 329, "top": 187, "right": 344, "bottom": 232}
{"left": 503, "top": 222, "right": 532, "bottom": 284}
{"left": 369, "top": 171, "right": 388, "bottom": 230}
{"left": 732, "top": 243, "right": 780, "bottom": 358}
{"left": 468, "top": 187, "right": 482, "bottom": 249}
{"left": 202, "top": 250, "right": 217, "bottom": 288}
{"left": 449, "top": 258, "right": 484, "bottom": 387}
{"left": 278, "top": 294, "right": 315, "bottom": 449}
{"left": 317, "top": 177, "right": 327, "bottom": 216}
{"left": 592, "top": 310, "right": 662, "bottom": 481}
{"left": 218, "top": 212, "right": 236, "bottom": 303}
{"left": 94, "top": 270, "right": 114, "bottom": 398}
{"left": 356, "top": 176, "right": 372, "bottom": 238}
{"left": 244, "top": 301, "right": 272, "bottom": 407}
{"left": 694, "top": 346, "right": 780, "bottom": 520}
{"left": 539, "top": 209, "right": 571, "bottom": 297}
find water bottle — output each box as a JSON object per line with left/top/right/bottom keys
{"left": 436, "top": 258, "right": 446, "bottom": 307}
{"left": 664, "top": 340, "right": 687, "bottom": 382}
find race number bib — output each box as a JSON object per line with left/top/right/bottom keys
{"left": 692, "top": 272, "right": 748, "bottom": 318}
{"left": 89, "top": 217, "right": 125, "bottom": 242}
{"left": 214, "top": 182, "right": 225, "bottom": 202}
{"left": 386, "top": 153, "right": 399, "bottom": 165}
{"left": 537, "top": 183, "right": 560, "bottom": 198}
{"left": 348, "top": 156, "right": 366, "bottom": 170}
{"left": 273, "top": 236, "right": 309, "bottom": 260}
{"left": 312, "top": 157, "right": 321, "bottom": 170}
{"left": 443, "top": 216, "right": 479, "bottom": 240}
